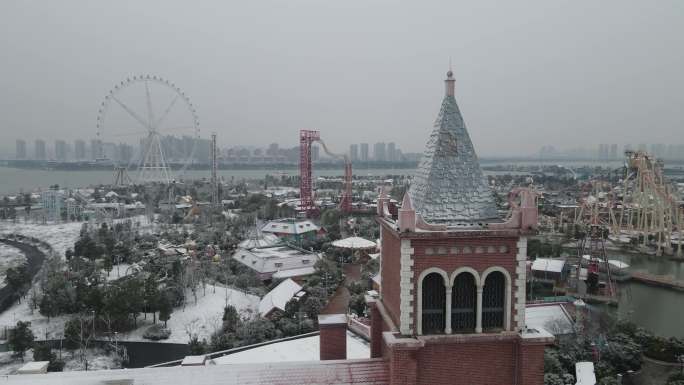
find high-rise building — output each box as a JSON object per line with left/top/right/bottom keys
{"left": 267, "top": 143, "right": 279, "bottom": 156}
{"left": 55, "top": 140, "right": 68, "bottom": 161}
{"left": 598, "top": 144, "right": 608, "bottom": 160}
{"left": 34, "top": 139, "right": 46, "bottom": 160}
{"left": 651, "top": 143, "right": 666, "bottom": 159}
{"left": 349, "top": 144, "right": 359, "bottom": 161}
{"left": 311, "top": 145, "right": 320, "bottom": 162}
{"left": 373, "top": 142, "right": 386, "bottom": 161}
{"left": 118, "top": 143, "right": 134, "bottom": 163}
{"left": 387, "top": 142, "right": 396, "bottom": 162}
{"left": 74, "top": 140, "right": 86, "bottom": 160}
{"left": 91, "top": 139, "right": 102, "bottom": 160}
{"left": 609, "top": 144, "right": 618, "bottom": 160}
{"left": 15, "top": 139, "right": 26, "bottom": 159}
{"left": 102, "top": 142, "right": 117, "bottom": 161}
{"left": 360, "top": 143, "right": 369, "bottom": 162}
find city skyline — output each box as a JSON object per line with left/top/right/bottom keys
{"left": 1, "top": 1, "right": 683, "bottom": 157}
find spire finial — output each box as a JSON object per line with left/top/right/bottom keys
{"left": 445, "top": 61, "right": 455, "bottom": 96}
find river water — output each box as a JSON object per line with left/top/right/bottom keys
{"left": 0, "top": 166, "right": 420, "bottom": 195}
{"left": 0, "top": 166, "right": 531, "bottom": 196}
{"left": 606, "top": 250, "right": 684, "bottom": 338}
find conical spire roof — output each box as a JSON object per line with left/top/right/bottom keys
{"left": 408, "top": 71, "right": 499, "bottom": 224}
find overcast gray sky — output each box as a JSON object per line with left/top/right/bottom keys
{"left": 1, "top": 0, "right": 683, "bottom": 156}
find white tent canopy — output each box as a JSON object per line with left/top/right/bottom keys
{"left": 331, "top": 237, "right": 377, "bottom": 250}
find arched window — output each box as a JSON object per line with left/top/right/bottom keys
{"left": 451, "top": 272, "right": 476, "bottom": 332}
{"left": 482, "top": 271, "right": 506, "bottom": 330}
{"left": 421, "top": 273, "right": 446, "bottom": 334}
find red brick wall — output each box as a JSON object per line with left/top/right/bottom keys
{"left": 380, "top": 225, "right": 402, "bottom": 328}
{"left": 416, "top": 340, "right": 516, "bottom": 385}
{"left": 370, "top": 302, "right": 383, "bottom": 358}
{"left": 389, "top": 348, "right": 418, "bottom": 385}
{"left": 411, "top": 236, "right": 519, "bottom": 331}
{"left": 518, "top": 343, "right": 546, "bottom": 385}
{"left": 319, "top": 324, "right": 347, "bottom": 360}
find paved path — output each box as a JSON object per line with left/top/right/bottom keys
{"left": 0, "top": 238, "right": 46, "bottom": 312}
{"left": 321, "top": 263, "right": 361, "bottom": 315}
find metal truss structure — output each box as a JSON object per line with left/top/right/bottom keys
{"left": 613, "top": 151, "right": 683, "bottom": 256}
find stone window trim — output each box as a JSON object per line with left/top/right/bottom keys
{"left": 420, "top": 244, "right": 512, "bottom": 256}
{"left": 481, "top": 266, "right": 512, "bottom": 333}
{"left": 416, "top": 266, "right": 512, "bottom": 335}
{"left": 416, "top": 267, "right": 449, "bottom": 336}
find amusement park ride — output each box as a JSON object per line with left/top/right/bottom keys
{"left": 299, "top": 129, "right": 353, "bottom": 217}
{"left": 96, "top": 75, "right": 200, "bottom": 185}
{"left": 571, "top": 150, "right": 684, "bottom": 298}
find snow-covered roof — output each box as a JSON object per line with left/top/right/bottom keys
{"left": 581, "top": 256, "right": 629, "bottom": 269}
{"left": 261, "top": 219, "right": 320, "bottom": 235}
{"left": 3, "top": 359, "right": 387, "bottom": 385}
{"left": 259, "top": 278, "right": 303, "bottom": 316}
{"left": 181, "top": 355, "right": 207, "bottom": 366}
{"left": 17, "top": 361, "right": 49, "bottom": 374}
{"left": 525, "top": 303, "right": 574, "bottom": 335}
{"left": 272, "top": 266, "right": 316, "bottom": 279}
{"left": 233, "top": 245, "right": 319, "bottom": 276}
{"left": 608, "top": 260, "right": 629, "bottom": 269}
{"left": 214, "top": 331, "right": 369, "bottom": 365}
{"left": 575, "top": 362, "right": 596, "bottom": 385}
{"left": 531, "top": 258, "right": 566, "bottom": 273}
{"left": 238, "top": 233, "right": 281, "bottom": 249}
{"left": 331, "top": 237, "right": 376, "bottom": 250}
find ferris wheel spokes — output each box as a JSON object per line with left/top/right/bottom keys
{"left": 96, "top": 75, "right": 200, "bottom": 186}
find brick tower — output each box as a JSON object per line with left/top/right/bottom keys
{"left": 368, "top": 70, "right": 552, "bottom": 385}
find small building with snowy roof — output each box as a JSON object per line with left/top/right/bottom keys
{"left": 261, "top": 218, "right": 324, "bottom": 243}
{"left": 259, "top": 278, "right": 304, "bottom": 318}
{"left": 233, "top": 245, "right": 320, "bottom": 282}
{"left": 531, "top": 258, "right": 568, "bottom": 283}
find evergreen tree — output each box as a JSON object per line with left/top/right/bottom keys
{"left": 158, "top": 294, "right": 172, "bottom": 328}
{"left": 8, "top": 321, "right": 35, "bottom": 361}
{"left": 222, "top": 305, "right": 239, "bottom": 333}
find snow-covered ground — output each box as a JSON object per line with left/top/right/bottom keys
{"left": 117, "top": 284, "right": 259, "bottom": 344}
{"left": 0, "top": 220, "right": 83, "bottom": 258}
{"left": 0, "top": 347, "right": 119, "bottom": 375}
{"left": 0, "top": 283, "right": 259, "bottom": 345}
{"left": 213, "top": 331, "right": 369, "bottom": 365}
{"left": 0, "top": 243, "right": 27, "bottom": 282}
{"left": 0, "top": 295, "right": 70, "bottom": 341}
{"left": 0, "top": 215, "right": 156, "bottom": 260}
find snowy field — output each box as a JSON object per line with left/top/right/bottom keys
{"left": 117, "top": 284, "right": 260, "bottom": 344}
{"left": 0, "top": 347, "right": 119, "bottom": 375}
{"left": 0, "top": 220, "right": 83, "bottom": 258}
{"left": 0, "top": 215, "right": 155, "bottom": 259}
{"left": 0, "top": 243, "right": 27, "bottom": 282}
{"left": 0, "top": 283, "right": 259, "bottom": 345}
{"left": 213, "top": 331, "right": 369, "bottom": 365}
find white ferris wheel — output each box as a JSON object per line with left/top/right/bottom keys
{"left": 96, "top": 75, "right": 200, "bottom": 184}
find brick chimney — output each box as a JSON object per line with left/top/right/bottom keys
{"left": 318, "top": 314, "right": 347, "bottom": 360}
